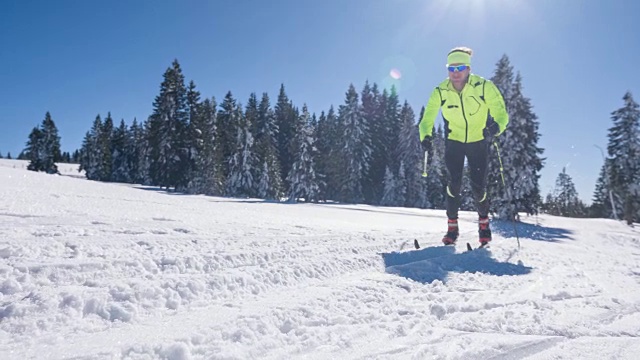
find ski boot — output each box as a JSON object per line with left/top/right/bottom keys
{"left": 442, "top": 219, "right": 459, "bottom": 245}
{"left": 478, "top": 216, "right": 492, "bottom": 246}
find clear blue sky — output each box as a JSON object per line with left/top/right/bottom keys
{"left": 1, "top": 0, "right": 639, "bottom": 203}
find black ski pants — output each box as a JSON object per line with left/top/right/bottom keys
{"left": 444, "top": 139, "right": 490, "bottom": 220}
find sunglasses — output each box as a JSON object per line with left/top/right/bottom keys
{"left": 447, "top": 64, "right": 469, "bottom": 72}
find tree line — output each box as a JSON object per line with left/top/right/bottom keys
{"left": 18, "top": 57, "right": 640, "bottom": 224}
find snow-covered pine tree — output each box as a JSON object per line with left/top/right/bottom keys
{"left": 590, "top": 164, "right": 616, "bottom": 218}
{"left": 185, "top": 80, "right": 202, "bottom": 189}
{"left": 396, "top": 101, "right": 426, "bottom": 208}
{"left": 337, "top": 84, "right": 371, "bottom": 203}
{"left": 489, "top": 58, "right": 544, "bottom": 219}
{"left": 607, "top": 92, "right": 640, "bottom": 225}
{"left": 383, "top": 87, "right": 402, "bottom": 194}
{"left": 380, "top": 162, "right": 406, "bottom": 207}
{"left": 100, "top": 113, "right": 114, "bottom": 181}
{"left": 380, "top": 166, "right": 398, "bottom": 206}
{"left": 318, "top": 106, "right": 342, "bottom": 201}
{"left": 226, "top": 103, "right": 255, "bottom": 198}
{"left": 254, "top": 93, "right": 283, "bottom": 200}
{"left": 147, "top": 60, "right": 189, "bottom": 190}
{"left": 367, "top": 85, "right": 388, "bottom": 204}
{"left": 287, "top": 105, "right": 320, "bottom": 203}
{"left": 189, "top": 98, "right": 221, "bottom": 195}
{"left": 111, "top": 119, "right": 130, "bottom": 183}
{"left": 425, "top": 125, "right": 447, "bottom": 209}
{"left": 244, "top": 93, "right": 260, "bottom": 195}
{"left": 39, "top": 112, "right": 62, "bottom": 174}
{"left": 25, "top": 126, "right": 44, "bottom": 172}
{"left": 396, "top": 161, "right": 407, "bottom": 206}
{"left": 546, "top": 167, "right": 587, "bottom": 217}
{"left": 79, "top": 115, "right": 104, "bottom": 180}
{"left": 360, "top": 81, "right": 380, "bottom": 204}
{"left": 314, "top": 111, "right": 330, "bottom": 201}
{"left": 25, "top": 112, "right": 61, "bottom": 174}
{"left": 128, "top": 118, "right": 148, "bottom": 185}
{"left": 274, "top": 84, "right": 298, "bottom": 190}
{"left": 216, "top": 91, "right": 241, "bottom": 181}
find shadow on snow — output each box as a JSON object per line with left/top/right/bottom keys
{"left": 381, "top": 245, "right": 532, "bottom": 284}
{"left": 490, "top": 219, "right": 574, "bottom": 242}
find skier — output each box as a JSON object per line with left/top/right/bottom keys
{"left": 419, "top": 47, "right": 509, "bottom": 246}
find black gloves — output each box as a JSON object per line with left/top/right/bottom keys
{"left": 421, "top": 137, "right": 432, "bottom": 152}
{"left": 483, "top": 122, "right": 499, "bottom": 142}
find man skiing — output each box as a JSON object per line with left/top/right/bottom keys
{"left": 419, "top": 47, "right": 509, "bottom": 246}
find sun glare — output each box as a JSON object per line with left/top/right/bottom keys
{"left": 404, "top": 0, "right": 537, "bottom": 40}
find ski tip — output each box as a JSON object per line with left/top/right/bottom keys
{"left": 466, "top": 243, "right": 473, "bottom": 252}
{"left": 414, "top": 239, "right": 420, "bottom": 249}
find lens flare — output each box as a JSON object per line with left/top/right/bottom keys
{"left": 389, "top": 68, "right": 402, "bottom": 79}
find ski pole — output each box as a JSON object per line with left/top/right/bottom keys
{"left": 422, "top": 150, "right": 429, "bottom": 177}
{"left": 493, "top": 141, "right": 520, "bottom": 249}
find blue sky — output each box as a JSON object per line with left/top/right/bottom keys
{"left": 1, "top": 0, "right": 639, "bottom": 203}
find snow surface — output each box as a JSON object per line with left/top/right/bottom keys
{"left": 0, "top": 158, "right": 639, "bottom": 359}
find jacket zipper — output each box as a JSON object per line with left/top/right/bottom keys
{"left": 459, "top": 92, "right": 469, "bottom": 143}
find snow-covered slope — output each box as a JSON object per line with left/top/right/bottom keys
{"left": 0, "top": 163, "right": 639, "bottom": 359}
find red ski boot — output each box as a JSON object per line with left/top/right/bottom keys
{"left": 478, "top": 216, "right": 492, "bottom": 246}
{"left": 442, "top": 219, "right": 459, "bottom": 245}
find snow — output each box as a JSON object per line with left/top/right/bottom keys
{"left": 0, "top": 158, "right": 639, "bottom": 359}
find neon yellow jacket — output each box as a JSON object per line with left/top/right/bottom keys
{"left": 419, "top": 74, "right": 508, "bottom": 143}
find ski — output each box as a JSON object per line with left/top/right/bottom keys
{"left": 466, "top": 242, "right": 489, "bottom": 251}
{"left": 414, "top": 239, "right": 457, "bottom": 250}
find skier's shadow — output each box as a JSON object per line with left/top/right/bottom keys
{"left": 490, "top": 220, "right": 573, "bottom": 242}
{"left": 381, "top": 245, "right": 532, "bottom": 284}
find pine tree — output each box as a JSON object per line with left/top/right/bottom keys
{"left": 25, "top": 127, "right": 44, "bottom": 172}
{"left": 40, "top": 112, "right": 62, "bottom": 174}
{"left": 128, "top": 118, "right": 148, "bottom": 184}
{"left": 385, "top": 86, "right": 403, "bottom": 171}
{"left": 380, "top": 166, "right": 398, "bottom": 206}
{"left": 319, "top": 106, "right": 342, "bottom": 201}
{"left": 100, "top": 113, "right": 114, "bottom": 181}
{"left": 60, "top": 152, "right": 71, "bottom": 163}
{"left": 314, "top": 111, "right": 330, "bottom": 201}
{"left": 380, "top": 164, "right": 406, "bottom": 207}
{"left": 274, "top": 84, "right": 298, "bottom": 190}
{"left": 6, "top": 152, "right": 11, "bottom": 160}
{"left": 79, "top": 115, "right": 105, "bottom": 180}
{"left": 71, "top": 150, "right": 80, "bottom": 163}
{"left": 0, "top": 151, "right": 3, "bottom": 159}
{"left": 546, "top": 167, "right": 587, "bottom": 217}
{"left": 396, "top": 101, "right": 426, "bottom": 208}
{"left": 147, "top": 60, "right": 190, "bottom": 190}
{"left": 368, "top": 85, "right": 388, "bottom": 204}
{"left": 607, "top": 92, "right": 640, "bottom": 225}
{"left": 189, "top": 98, "right": 221, "bottom": 195}
{"left": 591, "top": 164, "right": 615, "bottom": 218}
{"left": 26, "top": 112, "right": 61, "bottom": 174}
{"left": 226, "top": 102, "right": 255, "bottom": 198}
{"left": 425, "top": 125, "right": 447, "bottom": 209}
{"left": 254, "top": 93, "right": 283, "bottom": 200}
{"left": 217, "top": 91, "right": 241, "bottom": 182}
{"left": 185, "top": 80, "right": 202, "bottom": 189}
{"left": 360, "top": 81, "right": 380, "bottom": 204}
{"left": 287, "top": 105, "right": 320, "bottom": 202}
{"left": 489, "top": 59, "right": 544, "bottom": 219}
{"left": 337, "top": 84, "right": 371, "bottom": 203}
{"left": 111, "top": 119, "right": 130, "bottom": 183}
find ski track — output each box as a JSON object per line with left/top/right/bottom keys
{"left": 1, "top": 162, "right": 640, "bottom": 359}
{"left": 3, "top": 220, "right": 639, "bottom": 359}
